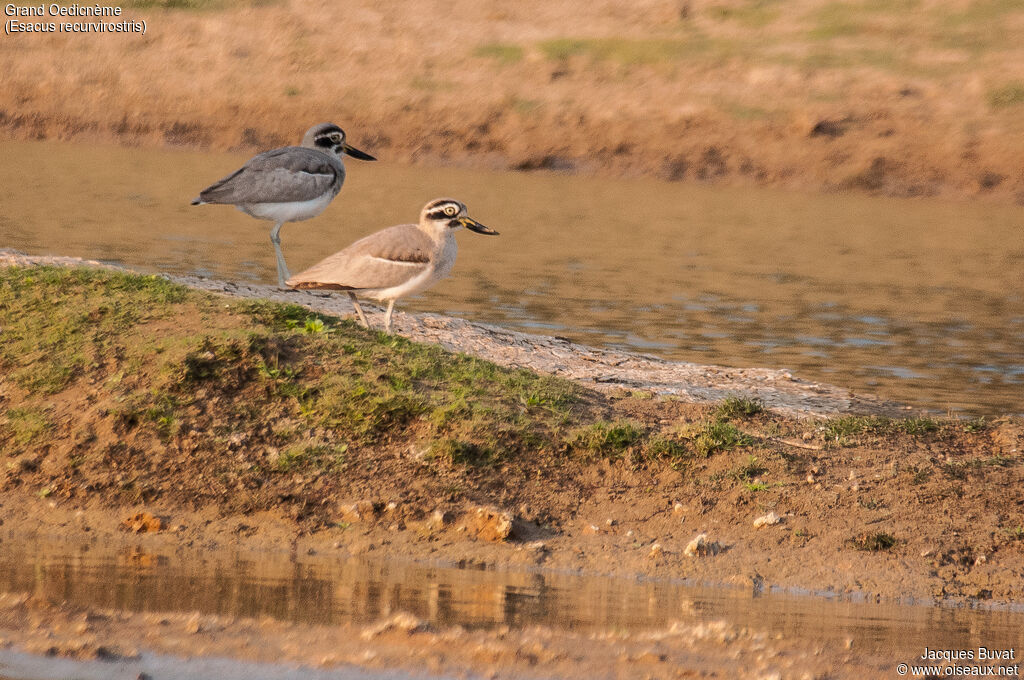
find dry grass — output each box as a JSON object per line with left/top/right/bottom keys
{"left": 2, "top": 0, "right": 1023, "bottom": 199}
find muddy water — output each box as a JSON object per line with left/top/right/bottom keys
{"left": 1, "top": 140, "right": 1021, "bottom": 414}
{"left": 0, "top": 539, "right": 1023, "bottom": 668}
{"left": 0, "top": 648, "right": 424, "bottom": 680}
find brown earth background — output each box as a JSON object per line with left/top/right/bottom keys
{"left": 3, "top": 3, "right": 1024, "bottom": 677}
{"left": 2, "top": 0, "right": 1024, "bottom": 201}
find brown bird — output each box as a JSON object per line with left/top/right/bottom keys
{"left": 287, "top": 198, "right": 498, "bottom": 332}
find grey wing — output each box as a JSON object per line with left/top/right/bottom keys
{"left": 194, "top": 147, "right": 342, "bottom": 205}
{"left": 287, "top": 225, "right": 433, "bottom": 291}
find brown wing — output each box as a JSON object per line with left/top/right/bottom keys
{"left": 287, "top": 224, "right": 434, "bottom": 291}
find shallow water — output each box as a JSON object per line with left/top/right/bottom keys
{"left": 0, "top": 538, "right": 1022, "bottom": 670}
{"left": 0, "top": 648, "right": 425, "bottom": 680}
{"left": 1, "top": 140, "right": 1021, "bottom": 414}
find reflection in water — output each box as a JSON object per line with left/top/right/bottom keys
{"left": 1, "top": 140, "right": 1022, "bottom": 414}
{"left": 0, "top": 540, "right": 1023, "bottom": 660}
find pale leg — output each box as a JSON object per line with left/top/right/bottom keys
{"left": 383, "top": 299, "right": 396, "bottom": 333}
{"left": 269, "top": 222, "right": 290, "bottom": 288}
{"left": 347, "top": 292, "right": 370, "bottom": 328}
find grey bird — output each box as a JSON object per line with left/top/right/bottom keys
{"left": 191, "top": 122, "right": 376, "bottom": 288}
{"left": 287, "top": 198, "right": 498, "bottom": 332}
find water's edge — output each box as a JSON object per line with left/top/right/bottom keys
{"left": 0, "top": 249, "right": 905, "bottom": 417}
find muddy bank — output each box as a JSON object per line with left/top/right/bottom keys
{"left": 0, "top": 255, "right": 1022, "bottom": 611}
{"left": 1, "top": 0, "right": 1023, "bottom": 202}
{"left": 1, "top": 257, "right": 1023, "bottom": 676}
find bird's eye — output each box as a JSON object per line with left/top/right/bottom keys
{"left": 330, "top": 133, "right": 342, "bottom": 143}
{"left": 444, "top": 205, "right": 457, "bottom": 216}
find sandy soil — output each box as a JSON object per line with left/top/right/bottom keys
{"left": 1, "top": 0, "right": 1023, "bottom": 202}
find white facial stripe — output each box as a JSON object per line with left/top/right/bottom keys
{"left": 369, "top": 256, "right": 422, "bottom": 266}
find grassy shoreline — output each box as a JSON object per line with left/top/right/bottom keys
{"left": 1, "top": 265, "right": 1022, "bottom": 604}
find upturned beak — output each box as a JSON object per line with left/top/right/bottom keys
{"left": 342, "top": 143, "right": 376, "bottom": 161}
{"left": 460, "top": 216, "right": 499, "bottom": 235}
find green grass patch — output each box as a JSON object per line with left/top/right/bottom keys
{"left": 0, "top": 266, "right": 593, "bottom": 478}
{"left": 821, "top": 415, "right": 939, "bottom": 445}
{"left": 474, "top": 43, "right": 525, "bottom": 64}
{"left": 428, "top": 438, "right": 493, "bottom": 466}
{"left": 714, "top": 396, "right": 764, "bottom": 420}
{"left": 0, "top": 267, "right": 188, "bottom": 394}
{"left": 808, "top": 0, "right": 920, "bottom": 41}
{"left": 569, "top": 421, "right": 644, "bottom": 459}
{"left": 3, "top": 407, "right": 51, "bottom": 447}
{"left": 275, "top": 442, "right": 348, "bottom": 472}
{"left": 707, "top": 0, "right": 782, "bottom": 27}
{"left": 144, "top": 392, "right": 180, "bottom": 441}
{"left": 538, "top": 35, "right": 724, "bottom": 65}
{"left": 688, "top": 420, "right": 754, "bottom": 456}
{"left": 644, "top": 434, "right": 690, "bottom": 460}
{"left": 962, "top": 417, "right": 988, "bottom": 433}
{"left": 850, "top": 532, "right": 897, "bottom": 551}
{"left": 987, "top": 82, "right": 1024, "bottom": 108}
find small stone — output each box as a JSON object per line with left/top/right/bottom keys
{"left": 360, "top": 612, "right": 427, "bottom": 640}
{"left": 120, "top": 512, "right": 164, "bottom": 534}
{"left": 753, "top": 512, "right": 781, "bottom": 528}
{"left": 338, "top": 500, "right": 377, "bottom": 523}
{"left": 582, "top": 524, "right": 602, "bottom": 535}
{"left": 672, "top": 502, "right": 685, "bottom": 516}
{"left": 974, "top": 554, "right": 987, "bottom": 566}
{"left": 467, "top": 506, "right": 514, "bottom": 542}
{"left": 683, "top": 533, "right": 720, "bottom": 557}
{"left": 426, "top": 509, "right": 453, "bottom": 531}
{"left": 648, "top": 543, "right": 665, "bottom": 558}
{"left": 184, "top": 614, "right": 202, "bottom": 634}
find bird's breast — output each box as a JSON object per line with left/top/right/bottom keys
{"left": 432, "top": 236, "right": 458, "bottom": 280}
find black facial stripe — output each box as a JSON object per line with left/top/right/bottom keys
{"left": 314, "top": 137, "right": 335, "bottom": 148}
{"left": 448, "top": 219, "right": 461, "bottom": 228}
{"left": 426, "top": 209, "right": 456, "bottom": 221}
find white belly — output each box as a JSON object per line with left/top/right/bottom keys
{"left": 364, "top": 266, "right": 438, "bottom": 302}
{"left": 239, "top": 192, "right": 334, "bottom": 223}
{"left": 363, "top": 236, "right": 458, "bottom": 302}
